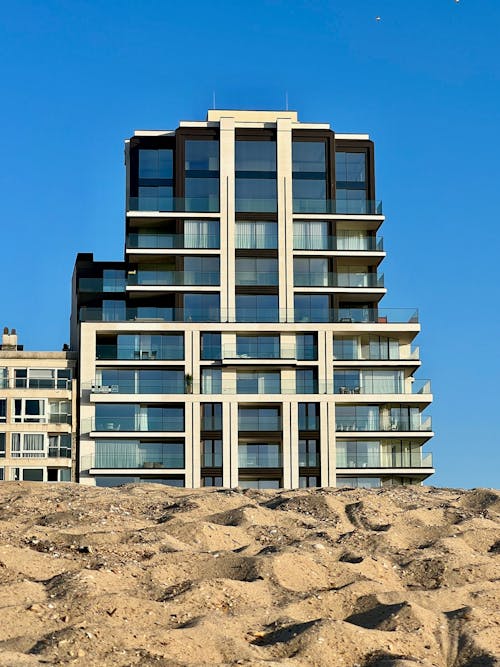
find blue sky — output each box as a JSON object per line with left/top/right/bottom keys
{"left": 0, "top": 0, "right": 498, "bottom": 488}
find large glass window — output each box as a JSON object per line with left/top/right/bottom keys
{"left": 335, "top": 151, "right": 367, "bottom": 213}
{"left": 14, "top": 399, "right": 46, "bottom": 423}
{"left": 202, "top": 439, "right": 222, "bottom": 467}
{"left": 0, "top": 434, "right": 5, "bottom": 457}
{"left": 97, "top": 333, "right": 184, "bottom": 361}
{"left": 94, "top": 440, "right": 184, "bottom": 469}
{"left": 200, "top": 333, "right": 221, "bottom": 360}
{"left": 0, "top": 400, "right": 5, "bottom": 423}
{"left": 184, "top": 220, "right": 220, "bottom": 248}
{"left": 299, "top": 438, "right": 320, "bottom": 467}
{"left": 294, "top": 257, "right": 329, "bottom": 287}
{"left": 236, "top": 371, "right": 280, "bottom": 394}
{"left": 336, "top": 406, "right": 380, "bottom": 431}
{"left": 11, "top": 433, "right": 45, "bottom": 458}
{"left": 238, "top": 407, "right": 281, "bottom": 431}
{"left": 238, "top": 443, "right": 282, "bottom": 468}
{"left": 235, "top": 294, "right": 278, "bottom": 323}
{"left": 235, "top": 221, "right": 277, "bottom": 249}
{"left": 235, "top": 140, "right": 277, "bottom": 212}
{"left": 337, "top": 476, "right": 381, "bottom": 489}
{"left": 137, "top": 149, "right": 173, "bottom": 211}
{"left": 238, "top": 478, "right": 281, "bottom": 489}
{"left": 293, "top": 221, "right": 329, "bottom": 250}
{"left": 333, "top": 337, "right": 358, "bottom": 360}
{"left": 184, "top": 140, "right": 219, "bottom": 211}
{"left": 298, "top": 403, "right": 319, "bottom": 430}
{"left": 336, "top": 441, "right": 381, "bottom": 468}
{"left": 95, "top": 476, "right": 184, "bottom": 487}
{"left": 201, "top": 403, "right": 222, "bottom": 431}
{"left": 292, "top": 141, "right": 327, "bottom": 203}
{"left": 184, "top": 293, "right": 220, "bottom": 322}
{"left": 183, "top": 256, "right": 220, "bottom": 285}
{"left": 294, "top": 294, "right": 329, "bottom": 323}
{"left": 236, "top": 335, "right": 280, "bottom": 359}
{"left": 296, "top": 369, "right": 318, "bottom": 394}
{"left": 235, "top": 257, "right": 278, "bottom": 286}
{"left": 96, "top": 369, "right": 185, "bottom": 394}
{"left": 201, "top": 368, "right": 222, "bottom": 394}
{"left": 95, "top": 404, "right": 184, "bottom": 432}
{"left": 296, "top": 334, "right": 317, "bottom": 361}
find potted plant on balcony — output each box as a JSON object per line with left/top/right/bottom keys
{"left": 185, "top": 373, "right": 193, "bottom": 394}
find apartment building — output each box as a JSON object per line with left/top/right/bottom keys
{"left": 72, "top": 109, "right": 434, "bottom": 489}
{"left": 0, "top": 328, "right": 76, "bottom": 482}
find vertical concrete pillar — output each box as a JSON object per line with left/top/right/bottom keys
{"left": 276, "top": 117, "right": 294, "bottom": 322}
{"left": 219, "top": 116, "right": 236, "bottom": 320}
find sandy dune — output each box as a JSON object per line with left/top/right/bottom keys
{"left": 0, "top": 482, "right": 497, "bottom": 666}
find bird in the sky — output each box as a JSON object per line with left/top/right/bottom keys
{"left": 375, "top": 16, "right": 381, "bottom": 21}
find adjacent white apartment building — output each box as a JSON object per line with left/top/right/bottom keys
{"left": 0, "top": 328, "right": 76, "bottom": 482}
{"left": 71, "top": 109, "right": 434, "bottom": 489}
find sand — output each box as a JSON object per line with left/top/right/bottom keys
{"left": 0, "top": 483, "right": 497, "bottom": 666}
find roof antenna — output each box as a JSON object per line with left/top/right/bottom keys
{"left": 212, "top": 91, "right": 216, "bottom": 109}
{"left": 285, "top": 91, "right": 289, "bottom": 111}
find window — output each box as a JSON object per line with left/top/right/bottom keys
{"left": 95, "top": 476, "right": 185, "bottom": 488}
{"left": 202, "top": 439, "right": 222, "bottom": 467}
{"left": 0, "top": 468, "right": 3, "bottom": 481}
{"left": 48, "top": 434, "right": 72, "bottom": 458}
{"left": 184, "top": 293, "right": 220, "bottom": 322}
{"left": 336, "top": 406, "right": 380, "bottom": 431}
{"left": 19, "top": 468, "right": 44, "bottom": 482}
{"left": 294, "top": 221, "right": 329, "bottom": 250}
{"left": 14, "top": 399, "right": 45, "bottom": 423}
{"left": 336, "top": 441, "right": 381, "bottom": 468}
{"left": 236, "top": 371, "right": 280, "bottom": 394}
{"left": 49, "top": 401, "right": 72, "bottom": 424}
{"left": 365, "top": 335, "right": 399, "bottom": 360}
{"left": 335, "top": 151, "right": 368, "bottom": 213}
{"left": 294, "top": 294, "right": 329, "bottom": 323}
{"left": 201, "top": 368, "right": 222, "bottom": 394}
{"left": 14, "top": 368, "right": 72, "bottom": 390}
{"left": 0, "top": 434, "right": 5, "bottom": 457}
{"left": 137, "top": 149, "right": 173, "bottom": 211}
{"left": 0, "top": 368, "right": 7, "bottom": 389}
{"left": 296, "top": 369, "right": 318, "bottom": 394}
{"left": 235, "top": 140, "right": 277, "bottom": 212}
{"left": 299, "top": 475, "right": 320, "bottom": 488}
{"left": 236, "top": 335, "right": 280, "bottom": 359}
{"left": 238, "top": 478, "right": 281, "bottom": 489}
{"left": 299, "top": 438, "right": 319, "bottom": 467}
{"left": 238, "top": 443, "right": 282, "bottom": 468}
{"left": 337, "top": 477, "right": 381, "bottom": 489}
{"left": 333, "top": 337, "right": 358, "bottom": 360}
{"left": 0, "top": 400, "right": 6, "bottom": 423}
{"left": 184, "top": 220, "right": 219, "bottom": 249}
{"left": 102, "top": 300, "right": 126, "bottom": 322}
{"left": 296, "top": 334, "right": 317, "bottom": 361}
{"left": 94, "top": 440, "right": 184, "bottom": 469}
{"left": 11, "top": 433, "right": 45, "bottom": 458}
{"left": 202, "top": 476, "right": 223, "bottom": 487}
{"left": 96, "top": 369, "right": 185, "bottom": 394}
{"left": 48, "top": 468, "right": 71, "bottom": 482}
{"left": 235, "top": 294, "right": 278, "bottom": 323}
{"left": 183, "top": 256, "right": 220, "bottom": 285}
{"left": 200, "top": 333, "right": 221, "bottom": 360}
{"left": 298, "top": 403, "right": 319, "bottom": 431}
{"left": 201, "top": 403, "right": 222, "bottom": 431}
{"left": 184, "top": 140, "right": 219, "bottom": 211}
{"left": 238, "top": 407, "right": 281, "bottom": 431}
{"left": 101, "top": 333, "right": 184, "bottom": 361}
{"left": 95, "top": 404, "right": 184, "bottom": 432}
{"left": 235, "top": 221, "right": 277, "bottom": 249}
{"left": 235, "top": 257, "right": 278, "bottom": 286}
{"left": 294, "top": 257, "right": 329, "bottom": 287}
{"left": 292, "top": 141, "right": 327, "bottom": 202}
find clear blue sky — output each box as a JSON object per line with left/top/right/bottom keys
{"left": 0, "top": 0, "right": 498, "bottom": 489}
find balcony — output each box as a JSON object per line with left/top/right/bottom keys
{"left": 8, "top": 379, "right": 72, "bottom": 390}
{"left": 336, "top": 451, "right": 433, "bottom": 469}
{"left": 128, "top": 196, "right": 219, "bottom": 213}
{"left": 222, "top": 346, "right": 295, "bottom": 361}
{"left": 96, "top": 344, "right": 184, "bottom": 361}
{"left": 294, "top": 273, "right": 384, "bottom": 288}
{"left": 84, "top": 446, "right": 184, "bottom": 470}
{"left": 87, "top": 380, "right": 186, "bottom": 395}
{"left": 336, "top": 415, "right": 432, "bottom": 432}
{"left": 293, "top": 236, "right": 384, "bottom": 251}
{"left": 127, "top": 233, "right": 220, "bottom": 250}
{"left": 334, "top": 345, "right": 420, "bottom": 362}
{"left": 293, "top": 199, "right": 383, "bottom": 215}
{"left": 79, "top": 306, "right": 418, "bottom": 325}
{"left": 128, "top": 271, "right": 220, "bottom": 287}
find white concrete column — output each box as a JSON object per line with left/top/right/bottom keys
{"left": 276, "top": 117, "right": 294, "bottom": 321}
{"left": 219, "top": 116, "right": 236, "bottom": 320}
{"left": 191, "top": 400, "right": 201, "bottom": 488}
{"left": 184, "top": 400, "right": 194, "bottom": 488}
{"left": 289, "top": 401, "right": 299, "bottom": 488}
{"left": 281, "top": 401, "right": 292, "bottom": 488}
{"left": 229, "top": 401, "right": 239, "bottom": 487}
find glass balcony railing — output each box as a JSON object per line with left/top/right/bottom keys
{"left": 337, "top": 451, "right": 433, "bottom": 469}
{"left": 235, "top": 198, "right": 277, "bottom": 213}
{"left": 127, "top": 233, "right": 220, "bottom": 250}
{"left": 294, "top": 273, "right": 384, "bottom": 288}
{"left": 222, "top": 346, "right": 295, "bottom": 360}
{"left": 128, "top": 271, "right": 220, "bottom": 287}
{"left": 95, "top": 344, "right": 184, "bottom": 361}
{"left": 336, "top": 415, "right": 432, "bottom": 432}
{"left": 238, "top": 448, "right": 283, "bottom": 468}
{"left": 334, "top": 379, "right": 431, "bottom": 395}
{"left": 235, "top": 272, "right": 279, "bottom": 286}
{"left": 48, "top": 446, "right": 72, "bottom": 458}
{"left": 87, "top": 380, "right": 186, "bottom": 395}
{"left": 89, "top": 417, "right": 184, "bottom": 432}
{"left": 83, "top": 449, "right": 185, "bottom": 470}
{"left": 78, "top": 278, "right": 126, "bottom": 293}
{"left": 10, "top": 379, "right": 72, "bottom": 390}
{"left": 293, "top": 199, "right": 383, "bottom": 215}
{"left": 127, "top": 196, "right": 219, "bottom": 213}
{"left": 79, "top": 307, "right": 419, "bottom": 325}
{"left": 293, "top": 236, "right": 384, "bottom": 251}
